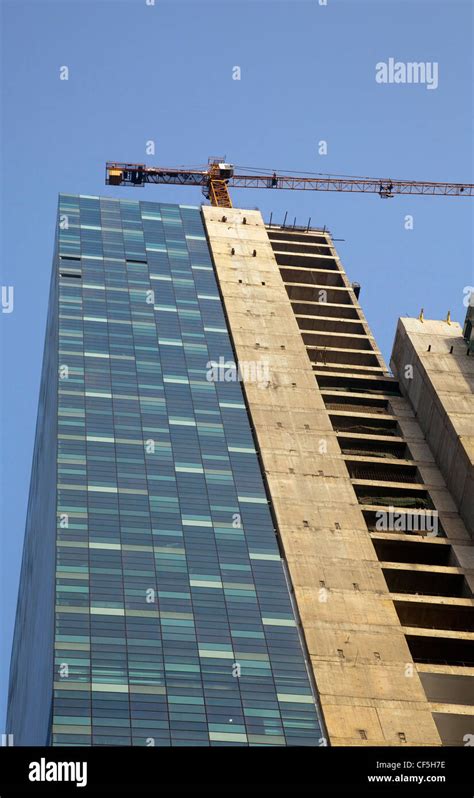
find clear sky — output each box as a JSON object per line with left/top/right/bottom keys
{"left": 1, "top": 0, "right": 473, "bottom": 728}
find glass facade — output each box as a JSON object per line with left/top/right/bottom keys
{"left": 8, "top": 195, "right": 324, "bottom": 746}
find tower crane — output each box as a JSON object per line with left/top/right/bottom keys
{"left": 106, "top": 158, "right": 474, "bottom": 208}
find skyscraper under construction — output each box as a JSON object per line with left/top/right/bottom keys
{"left": 7, "top": 195, "right": 473, "bottom": 746}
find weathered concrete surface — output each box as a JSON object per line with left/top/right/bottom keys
{"left": 391, "top": 318, "right": 474, "bottom": 543}
{"left": 203, "top": 206, "right": 441, "bottom": 746}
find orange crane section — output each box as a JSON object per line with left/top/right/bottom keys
{"left": 106, "top": 158, "right": 474, "bottom": 208}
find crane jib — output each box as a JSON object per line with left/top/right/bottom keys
{"left": 105, "top": 163, "right": 474, "bottom": 202}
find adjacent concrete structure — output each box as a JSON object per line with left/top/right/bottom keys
{"left": 391, "top": 317, "right": 474, "bottom": 542}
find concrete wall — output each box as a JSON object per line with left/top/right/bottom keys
{"left": 391, "top": 318, "right": 474, "bottom": 544}
{"left": 203, "top": 207, "right": 441, "bottom": 746}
